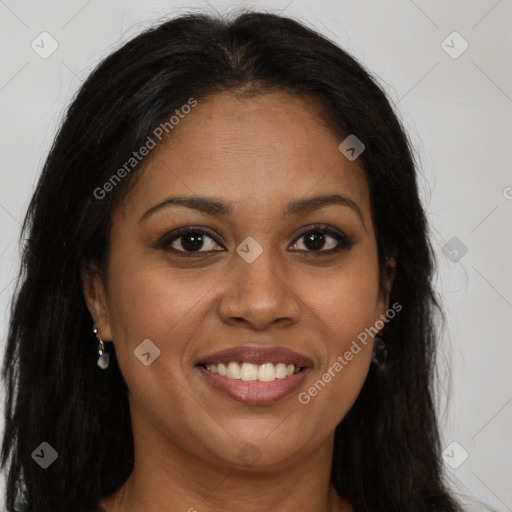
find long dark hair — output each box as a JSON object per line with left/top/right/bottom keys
{"left": 1, "top": 10, "right": 464, "bottom": 511}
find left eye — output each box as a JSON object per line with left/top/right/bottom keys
{"left": 289, "top": 227, "right": 352, "bottom": 253}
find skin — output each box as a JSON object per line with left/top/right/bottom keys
{"left": 82, "top": 91, "right": 394, "bottom": 512}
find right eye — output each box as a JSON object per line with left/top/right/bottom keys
{"left": 158, "top": 226, "right": 225, "bottom": 255}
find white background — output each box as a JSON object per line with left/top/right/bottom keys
{"left": 0, "top": 0, "right": 511, "bottom": 510}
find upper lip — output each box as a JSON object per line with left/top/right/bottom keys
{"left": 196, "top": 345, "right": 314, "bottom": 367}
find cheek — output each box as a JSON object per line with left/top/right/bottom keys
{"left": 295, "top": 253, "right": 379, "bottom": 419}
{"left": 305, "top": 254, "right": 380, "bottom": 348}
{"left": 105, "top": 249, "right": 220, "bottom": 367}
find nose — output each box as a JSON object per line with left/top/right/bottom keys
{"left": 217, "top": 249, "right": 302, "bottom": 331}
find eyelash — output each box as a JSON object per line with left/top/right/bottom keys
{"left": 156, "top": 224, "right": 354, "bottom": 257}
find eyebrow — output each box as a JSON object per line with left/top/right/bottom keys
{"left": 139, "top": 194, "right": 365, "bottom": 228}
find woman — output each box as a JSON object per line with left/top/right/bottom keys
{"left": 1, "top": 10, "right": 466, "bottom": 512}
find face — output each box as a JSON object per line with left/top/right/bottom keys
{"left": 83, "top": 91, "right": 392, "bottom": 471}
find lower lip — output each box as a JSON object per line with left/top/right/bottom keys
{"left": 197, "top": 365, "right": 311, "bottom": 405}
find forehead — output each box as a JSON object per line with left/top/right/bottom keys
{"left": 116, "top": 91, "right": 370, "bottom": 221}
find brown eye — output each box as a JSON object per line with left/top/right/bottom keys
{"left": 158, "top": 227, "right": 224, "bottom": 254}
{"left": 289, "top": 225, "right": 354, "bottom": 254}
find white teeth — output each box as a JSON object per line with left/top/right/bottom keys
{"left": 227, "top": 361, "right": 241, "bottom": 379}
{"left": 205, "top": 361, "right": 303, "bottom": 381}
{"left": 217, "top": 363, "right": 227, "bottom": 376}
{"left": 240, "top": 362, "right": 259, "bottom": 381}
{"left": 275, "top": 363, "right": 287, "bottom": 379}
{"left": 258, "top": 363, "right": 276, "bottom": 382}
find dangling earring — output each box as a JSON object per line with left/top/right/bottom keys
{"left": 372, "top": 335, "right": 387, "bottom": 366}
{"left": 93, "top": 326, "right": 109, "bottom": 369}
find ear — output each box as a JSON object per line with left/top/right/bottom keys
{"left": 81, "top": 261, "right": 113, "bottom": 341}
{"left": 374, "top": 255, "right": 396, "bottom": 321}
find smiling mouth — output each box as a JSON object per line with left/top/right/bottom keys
{"left": 195, "top": 345, "right": 313, "bottom": 404}
{"left": 200, "top": 361, "right": 305, "bottom": 382}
